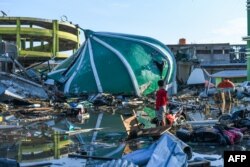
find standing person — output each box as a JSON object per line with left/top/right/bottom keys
{"left": 217, "top": 78, "right": 235, "bottom": 89}
{"left": 217, "top": 78, "right": 235, "bottom": 103}
{"left": 155, "top": 79, "right": 168, "bottom": 126}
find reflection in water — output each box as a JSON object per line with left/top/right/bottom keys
{"left": 0, "top": 124, "right": 77, "bottom": 162}
{"left": 0, "top": 109, "right": 128, "bottom": 163}
{"left": 1, "top": 100, "right": 250, "bottom": 166}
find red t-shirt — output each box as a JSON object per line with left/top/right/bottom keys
{"left": 155, "top": 88, "right": 168, "bottom": 110}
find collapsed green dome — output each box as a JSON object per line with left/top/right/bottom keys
{"left": 48, "top": 30, "right": 176, "bottom": 96}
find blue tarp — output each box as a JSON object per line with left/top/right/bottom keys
{"left": 122, "top": 133, "right": 189, "bottom": 167}
{"left": 97, "top": 159, "right": 138, "bottom": 167}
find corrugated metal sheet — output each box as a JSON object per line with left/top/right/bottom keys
{"left": 187, "top": 68, "right": 206, "bottom": 85}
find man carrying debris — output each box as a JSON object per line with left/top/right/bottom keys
{"left": 155, "top": 80, "right": 169, "bottom": 126}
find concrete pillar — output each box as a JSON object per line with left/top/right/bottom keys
{"left": 30, "top": 24, "right": 33, "bottom": 50}
{"left": 21, "top": 39, "right": 25, "bottom": 50}
{"left": 52, "top": 20, "right": 59, "bottom": 58}
{"left": 77, "top": 28, "right": 80, "bottom": 49}
{"left": 41, "top": 41, "right": 44, "bottom": 50}
{"left": 73, "top": 28, "right": 80, "bottom": 53}
{"left": 16, "top": 18, "right": 21, "bottom": 54}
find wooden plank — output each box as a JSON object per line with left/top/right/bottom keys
{"left": 121, "top": 114, "right": 140, "bottom": 135}
{"left": 121, "top": 111, "right": 170, "bottom": 139}
{"left": 141, "top": 126, "right": 171, "bottom": 137}
{"left": 65, "top": 128, "right": 103, "bottom": 136}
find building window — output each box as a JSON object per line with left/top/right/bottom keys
{"left": 213, "top": 50, "right": 223, "bottom": 54}
{"left": 224, "top": 49, "right": 230, "bottom": 54}
{"left": 196, "top": 50, "right": 211, "bottom": 54}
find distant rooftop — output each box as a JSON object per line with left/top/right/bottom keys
{"left": 167, "top": 43, "right": 230, "bottom": 46}
{"left": 201, "top": 63, "right": 246, "bottom": 67}
{"left": 211, "top": 70, "right": 247, "bottom": 78}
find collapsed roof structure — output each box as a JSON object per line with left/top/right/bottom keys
{"left": 48, "top": 30, "right": 176, "bottom": 96}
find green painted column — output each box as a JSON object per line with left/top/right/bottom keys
{"left": 73, "top": 28, "right": 80, "bottom": 53}
{"left": 16, "top": 18, "right": 21, "bottom": 54}
{"left": 41, "top": 41, "right": 44, "bottom": 50}
{"left": 52, "top": 20, "right": 59, "bottom": 58}
{"left": 21, "top": 39, "right": 26, "bottom": 50}
{"left": 247, "top": 0, "right": 250, "bottom": 80}
{"left": 30, "top": 24, "right": 33, "bottom": 50}
{"left": 77, "top": 28, "right": 80, "bottom": 49}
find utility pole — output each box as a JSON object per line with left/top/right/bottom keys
{"left": 245, "top": 0, "right": 250, "bottom": 80}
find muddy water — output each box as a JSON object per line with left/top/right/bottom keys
{"left": 0, "top": 101, "right": 250, "bottom": 166}
{"left": 0, "top": 106, "right": 138, "bottom": 164}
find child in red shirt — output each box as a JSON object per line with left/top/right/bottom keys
{"left": 155, "top": 80, "right": 168, "bottom": 126}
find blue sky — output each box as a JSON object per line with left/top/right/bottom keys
{"left": 0, "top": 0, "right": 247, "bottom": 44}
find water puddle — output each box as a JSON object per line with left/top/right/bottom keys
{"left": 0, "top": 99, "right": 250, "bottom": 166}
